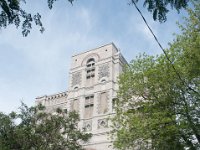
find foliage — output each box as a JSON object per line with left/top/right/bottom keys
{"left": 0, "top": 102, "right": 91, "bottom": 150}
{"left": 111, "top": 1, "right": 200, "bottom": 150}
{"left": 0, "top": 0, "right": 74, "bottom": 36}
{"left": 0, "top": 0, "right": 191, "bottom": 36}
{"left": 0, "top": 0, "right": 44, "bottom": 36}
{"left": 131, "top": 0, "right": 190, "bottom": 22}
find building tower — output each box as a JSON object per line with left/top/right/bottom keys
{"left": 36, "top": 43, "right": 127, "bottom": 150}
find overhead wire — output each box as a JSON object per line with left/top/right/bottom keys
{"left": 131, "top": 0, "right": 200, "bottom": 96}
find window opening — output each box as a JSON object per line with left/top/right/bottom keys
{"left": 98, "top": 92, "right": 108, "bottom": 114}
{"left": 71, "top": 99, "right": 79, "bottom": 112}
{"left": 84, "top": 95, "right": 94, "bottom": 118}
{"left": 86, "top": 58, "right": 95, "bottom": 86}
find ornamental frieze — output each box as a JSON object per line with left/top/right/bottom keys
{"left": 83, "top": 120, "right": 92, "bottom": 131}
{"left": 71, "top": 72, "right": 81, "bottom": 87}
{"left": 98, "top": 63, "right": 109, "bottom": 79}
{"left": 98, "top": 118, "right": 108, "bottom": 129}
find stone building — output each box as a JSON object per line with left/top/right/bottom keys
{"left": 36, "top": 43, "right": 127, "bottom": 150}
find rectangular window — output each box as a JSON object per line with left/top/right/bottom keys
{"left": 84, "top": 95, "right": 94, "bottom": 118}
{"left": 86, "top": 75, "right": 95, "bottom": 87}
{"left": 112, "top": 98, "right": 117, "bottom": 112}
{"left": 86, "top": 67, "right": 95, "bottom": 87}
{"left": 71, "top": 99, "right": 79, "bottom": 112}
{"left": 98, "top": 92, "right": 108, "bottom": 114}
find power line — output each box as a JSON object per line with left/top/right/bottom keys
{"left": 131, "top": 0, "right": 199, "bottom": 95}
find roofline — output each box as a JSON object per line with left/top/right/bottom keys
{"left": 36, "top": 91, "right": 68, "bottom": 99}
{"left": 119, "top": 53, "right": 128, "bottom": 64}
{"left": 72, "top": 42, "right": 118, "bottom": 57}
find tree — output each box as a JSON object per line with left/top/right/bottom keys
{"left": 0, "top": 0, "right": 190, "bottom": 36}
{"left": 0, "top": 0, "right": 74, "bottom": 36}
{"left": 130, "top": 0, "right": 189, "bottom": 22}
{"left": 111, "top": 1, "right": 200, "bottom": 150}
{"left": 0, "top": 102, "right": 91, "bottom": 150}
{"left": 0, "top": 0, "right": 43, "bottom": 36}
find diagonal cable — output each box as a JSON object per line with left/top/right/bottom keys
{"left": 131, "top": 0, "right": 199, "bottom": 96}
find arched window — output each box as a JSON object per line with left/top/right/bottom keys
{"left": 86, "top": 58, "right": 95, "bottom": 67}
{"left": 86, "top": 58, "right": 95, "bottom": 86}
{"left": 74, "top": 86, "right": 78, "bottom": 90}
{"left": 101, "top": 79, "right": 106, "bottom": 83}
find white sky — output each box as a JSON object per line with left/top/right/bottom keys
{"left": 0, "top": 0, "right": 188, "bottom": 113}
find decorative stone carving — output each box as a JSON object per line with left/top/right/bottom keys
{"left": 98, "top": 63, "right": 109, "bottom": 79}
{"left": 71, "top": 72, "right": 81, "bottom": 87}
{"left": 83, "top": 120, "right": 92, "bottom": 131}
{"left": 98, "top": 118, "right": 108, "bottom": 129}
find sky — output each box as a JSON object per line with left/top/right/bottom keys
{"left": 0, "top": 0, "right": 188, "bottom": 114}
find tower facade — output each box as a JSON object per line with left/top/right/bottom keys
{"left": 36, "top": 43, "right": 127, "bottom": 150}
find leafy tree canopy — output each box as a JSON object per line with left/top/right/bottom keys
{"left": 0, "top": 102, "right": 91, "bottom": 150}
{"left": 0, "top": 0, "right": 191, "bottom": 36}
{"left": 111, "top": 1, "right": 200, "bottom": 150}
{"left": 0, "top": 0, "right": 74, "bottom": 36}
